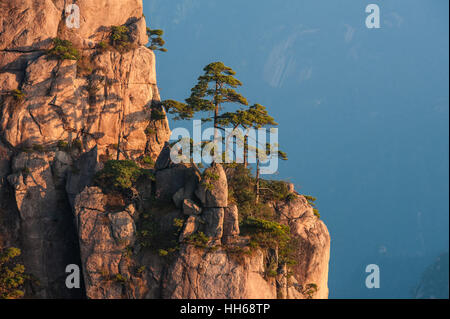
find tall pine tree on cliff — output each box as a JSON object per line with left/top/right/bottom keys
{"left": 161, "top": 62, "right": 286, "bottom": 178}
{"left": 217, "top": 104, "right": 287, "bottom": 202}
{"left": 147, "top": 28, "right": 167, "bottom": 52}
{"left": 163, "top": 62, "right": 248, "bottom": 131}
{"left": 217, "top": 103, "right": 278, "bottom": 166}
{"left": 163, "top": 62, "right": 249, "bottom": 160}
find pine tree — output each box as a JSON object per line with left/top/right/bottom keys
{"left": 217, "top": 103, "right": 278, "bottom": 166}
{"left": 254, "top": 143, "right": 287, "bottom": 203}
{"left": 147, "top": 28, "right": 167, "bottom": 52}
{"left": 160, "top": 61, "right": 288, "bottom": 203}
{"left": 163, "top": 62, "right": 248, "bottom": 128}
{"left": 217, "top": 103, "right": 286, "bottom": 202}
{"left": 162, "top": 62, "right": 248, "bottom": 160}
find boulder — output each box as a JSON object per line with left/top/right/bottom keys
{"left": 0, "top": 43, "right": 169, "bottom": 160}
{"left": 74, "top": 186, "right": 139, "bottom": 299}
{"left": 222, "top": 204, "right": 240, "bottom": 244}
{"left": 109, "top": 210, "right": 136, "bottom": 247}
{"left": 183, "top": 199, "right": 201, "bottom": 216}
{"left": 202, "top": 208, "right": 224, "bottom": 240}
{"left": 179, "top": 216, "right": 199, "bottom": 243}
{"left": 162, "top": 245, "right": 277, "bottom": 299}
{"left": 155, "top": 165, "right": 199, "bottom": 202}
{"left": 195, "top": 163, "right": 228, "bottom": 208}
{"left": 184, "top": 168, "right": 201, "bottom": 201}
{"left": 154, "top": 142, "right": 172, "bottom": 170}
{"left": 74, "top": 187, "right": 107, "bottom": 219}
{"left": 172, "top": 187, "right": 185, "bottom": 208}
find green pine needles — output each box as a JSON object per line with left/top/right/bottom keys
{"left": 94, "top": 160, "right": 153, "bottom": 193}
{"left": 162, "top": 62, "right": 248, "bottom": 127}
{"left": 161, "top": 62, "right": 286, "bottom": 169}
{"left": 147, "top": 28, "right": 167, "bottom": 52}
{"left": 110, "top": 26, "right": 133, "bottom": 52}
{"left": 47, "top": 38, "right": 80, "bottom": 61}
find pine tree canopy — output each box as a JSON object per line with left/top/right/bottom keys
{"left": 217, "top": 104, "right": 277, "bottom": 130}
{"left": 162, "top": 62, "right": 249, "bottom": 126}
{"left": 147, "top": 28, "right": 164, "bottom": 37}
{"left": 159, "top": 61, "right": 287, "bottom": 166}
{"left": 265, "top": 143, "right": 288, "bottom": 160}
{"left": 278, "top": 150, "right": 288, "bottom": 161}
{"left": 147, "top": 28, "right": 167, "bottom": 52}
{"left": 161, "top": 99, "right": 193, "bottom": 121}
{"left": 186, "top": 62, "right": 248, "bottom": 116}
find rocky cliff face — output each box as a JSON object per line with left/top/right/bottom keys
{"left": 0, "top": 1, "right": 330, "bottom": 299}
{"left": 0, "top": 0, "right": 169, "bottom": 159}
{"left": 0, "top": 0, "right": 169, "bottom": 298}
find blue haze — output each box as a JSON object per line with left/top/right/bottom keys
{"left": 143, "top": 0, "right": 449, "bottom": 298}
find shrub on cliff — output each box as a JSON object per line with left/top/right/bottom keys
{"left": 0, "top": 247, "right": 28, "bottom": 299}
{"left": 258, "top": 179, "right": 293, "bottom": 202}
{"left": 47, "top": 38, "right": 80, "bottom": 61}
{"left": 94, "top": 160, "right": 143, "bottom": 192}
{"left": 241, "top": 217, "right": 290, "bottom": 245}
{"left": 139, "top": 155, "right": 155, "bottom": 168}
{"left": 304, "top": 195, "right": 320, "bottom": 218}
{"left": 302, "top": 283, "right": 319, "bottom": 299}
{"left": 110, "top": 26, "right": 133, "bottom": 52}
{"left": 96, "top": 41, "right": 108, "bottom": 52}
{"left": 150, "top": 103, "right": 167, "bottom": 121}
{"left": 240, "top": 216, "right": 298, "bottom": 266}
{"left": 186, "top": 232, "right": 209, "bottom": 248}
{"left": 9, "top": 89, "right": 25, "bottom": 102}
{"left": 226, "top": 164, "right": 295, "bottom": 219}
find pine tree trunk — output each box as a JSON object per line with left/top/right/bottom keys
{"left": 243, "top": 135, "right": 248, "bottom": 168}
{"left": 116, "top": 134, "right": 121, "bottom": 160}
{"left": 213, "top": 81, "right": 219, "bottom": 161}
{"left": 255, "top": 158, "right": 260, "bottom": 203}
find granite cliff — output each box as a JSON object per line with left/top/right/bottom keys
{"left": 0, "top": 0, "right": 330, "bottom": 299}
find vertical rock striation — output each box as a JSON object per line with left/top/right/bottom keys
{"left": 0, "top": 1, "right": 330, "bottom": 299}
{"left": 0, "top": 0, "right": 169, "bottom": 298}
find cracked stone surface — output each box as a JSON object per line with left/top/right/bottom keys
{"left": 0, "top": 0, "right": 330, "bottom": 300}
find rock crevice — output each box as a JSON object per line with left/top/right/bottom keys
{"left": 0, "top": 0, "right": 330, "bottom": 300}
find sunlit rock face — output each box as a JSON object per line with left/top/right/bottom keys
{"left": 0, "top": 0, "right": 170, "bottom": 159}
{"left": 73, "top": 162, "right": 330, "bottom": 299}
{"left": 0, "top": 0, "right": 169, "bottom": 298}
{"left": 0, "top": 0, "right": 330, "bottom": 299}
